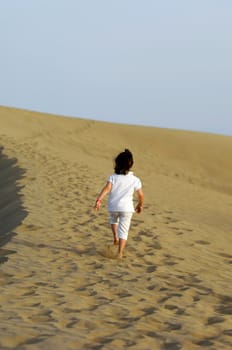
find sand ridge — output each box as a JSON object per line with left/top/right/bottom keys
{"left": 0, "top": 106, "right": 232, "bottom": 349}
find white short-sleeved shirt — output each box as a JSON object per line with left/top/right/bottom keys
{"left": 107, "top": 171, "right": 142, "bottom": 212}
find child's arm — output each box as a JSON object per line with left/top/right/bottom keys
{"left": 135, "top": 188, "right": 144, "bottom": 213}
{"left": 94, "top": 181, "right": 112, "bottom": 210}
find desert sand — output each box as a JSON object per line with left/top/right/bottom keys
{"left": 0, "top": 105, "right": 232, "bottom": 350}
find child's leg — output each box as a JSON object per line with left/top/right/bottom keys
{"left": 118, "top": 238, "right": 127, "bottom": 257}
{"left": 118, "top": 212, "right": 133, "bottom": 258}
{"left": 109, "top": 212, "right": 119, "bottom": 244}
{"left": 111, "top": 223, "right": 119, "bottom": 244}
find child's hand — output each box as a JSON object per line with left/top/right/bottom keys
{"left": 135, "top": 204, "right": 143, "bottom": 213}
{"left": 94, "top": 199, "right": 101, "bottom": 211}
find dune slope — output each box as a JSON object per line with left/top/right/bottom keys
{"left": 0, "top": 106, "right": 232, "bottom": 350}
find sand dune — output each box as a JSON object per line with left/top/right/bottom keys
{"left": 0, "top": 105, "right": 232, "bottom": 349}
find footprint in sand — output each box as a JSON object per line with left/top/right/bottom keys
{"left": 195, "top": 240, "right": 210, "bottom": 245}
{"left": 162, "top": 340, "right": 182, "bottom": 350}
{"left": 217, "top": 252, "right": 232, "bottom": 265}
{"left": 164, "top": 217, "right": 179, "bottom": 224}
{"left": 218, "top": 252, "right": 232, "bottom": 259}
{"left": 215, "top": 295, "right": 232, "bottom": 315}
{"left": 206, "top": 316, "right": 225, "bottom": 325}
{"left": 194, "top": 339, "right": 215, "bottom": 347}
{"left": 165, "top": 321, "right": 182, "bottom": 331}
{"left": 146, "top": 265, "right": 157, "bottom": 273}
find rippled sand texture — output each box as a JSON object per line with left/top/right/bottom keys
{"left": 0, "top": 106, "right": 232, "bottom": 350}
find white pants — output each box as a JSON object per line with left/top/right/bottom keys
{"left": 109, "top": 212, "right": 133, "bottom": 240}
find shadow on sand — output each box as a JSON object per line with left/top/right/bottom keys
{"left": 0, "top": 146, "right": 28, "bottom": 264}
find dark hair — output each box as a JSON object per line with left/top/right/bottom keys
{"left": 114, "top": 149, "right": 134, "bottom": 175}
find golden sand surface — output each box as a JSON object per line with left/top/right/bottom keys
{"left": 0, "top": 106, "right": 232, "bottom": 349}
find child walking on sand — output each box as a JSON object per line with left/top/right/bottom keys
{"left": 94, "top": 149, "right": 144, "bottom": 258}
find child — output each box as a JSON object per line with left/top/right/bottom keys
{"left": 94, "top": 149, "right": 144, "bottom": 258}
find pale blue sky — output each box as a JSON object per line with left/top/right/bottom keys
{"left": 0, "top": 1, "right": 232, "bottom": 135}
